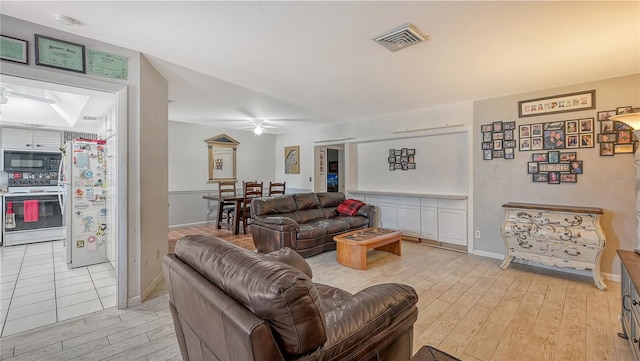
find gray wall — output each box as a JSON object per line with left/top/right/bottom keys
{"left": 473, "top": 74, "right": 639, "bottom": 275}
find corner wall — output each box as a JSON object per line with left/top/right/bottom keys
{"left": 473, "top": 74, "right": 639, "bottom": 276}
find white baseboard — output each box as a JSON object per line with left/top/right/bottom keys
{"left": 471, "top": 249, "right": 620, "bottom": 283}
{"left": 169, "top": 221, "right": 213, "bottom": 229}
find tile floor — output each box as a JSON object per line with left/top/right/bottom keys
{"left": 0, "top": 240, "right": 116, "bottom": 337}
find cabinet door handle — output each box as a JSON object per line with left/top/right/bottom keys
{"left": 633, "top": 299, "right": 639, "bottom": 306}
{"left": 624, "top": 295, "right": 631, "bottom": 311}
{"left": 564, "top": 249, "right": 580, "bottom": 256}
{"left": 634, "top": 338, "right": 639, "bottom": 343}
{"left": 35, "top": 144, "right": 42, "bottom": 147}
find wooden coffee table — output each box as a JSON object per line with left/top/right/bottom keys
{"left": 333, "top": 228, "right": 401, "bottom": 270}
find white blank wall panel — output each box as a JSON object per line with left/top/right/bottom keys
{"left": 355, "top": 132, "right": 468, "bottom": 195}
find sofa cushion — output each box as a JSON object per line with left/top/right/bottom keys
{"left": 307, "top": 218, "right": 351, "bottom": 234}
{"left": 266, "top": 247, "right": 313, "bottom": 278}
{"left": 252, "top": 195, "right": 297, "bottom": 216}
{"left": 317, "top": 192, "right": 346, "bottom": 207}
{"left": 337, "top": 199, "right": 367, "bottom": 216}
{"left": 298, "top": 223, "right": 328, "bottom": 240}
{"left": 339, "top": 215, "right": 370, "bottom": 229}
{"left": 298, "top": 208, "right": 326, "bottom": 223}
{"left": 293, "top": 193, "right": 321, "bottom": 210}
{"left": 174, "top": 235, "right": 327, "bottom": 356}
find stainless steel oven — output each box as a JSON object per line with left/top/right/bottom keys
{"left": 3, "top": 192, "right": 65, "bottom": 246}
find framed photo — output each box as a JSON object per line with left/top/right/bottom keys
{"left": 598, "top": 110, "right": 616, "bottom": 121}
{"left": 543, "top": 129, "right": 565, "bottom": 149}
{"left": 395, "top": 156, "right": 401, "bottom": 163}
{"left": 598, "top": 133, "right": 616, "bottom": 143}
{"left": 548, "top": 151, "right": 559, "bottom": 163}
{"left": 483, "top": 132, "right": 492, "bottom": 142}
{"left": 615, "top": 143, "right": 635, "bottom": 154}
{"left": 617, "top": 106, "right": 632, "bottom": 114}
{"left": 493, "top": 150, "right": 504, "bottom": 158}
{"left": 407, "top": 163, "right": 416, "bottom": 169}
{"left": 482, "top": 142, "right": 493, "bottom": 150}
{"left": 493, "top": 140, "right": 503, "bottom": 151}
{"left": 0, "top": 35, "right": 28, "bottom": 64}
{"left": 560, "top": 173, "right": 577, "bottom": 183}
{"left": 504, "top": 148, "right": 514, "bottom": 159}
{"left": 531, "top": 137, "right": 543, "bottom": 150}
{"left": 518, "top": 90, "right": 595, "bottom": 118}
{"left": 533, "top": 173, "right": 548, "bottom": 182}
{"left": 519, "top": 138, "right": 531, "bottom": 151}
{"left": 548, "top": 171, "right": 561, "bottom": 184}
{"left": 519, "top": 125, "right": 531, "bottom": 137}
{"left": 395, "top": 163, "right": 402, "bottom": 169}
{"left": 539, "top": 163, "right": 570, "bottom": 172}
{"left": 481, "top": 124, "right": 493, "bottom": 132}
{"left": 492, "top": 132, "right": 504, "bottom": 140}
{"left": 483, "top": 149, "right": 493, "bottom": 160}
{"left": 532, "top": 153, "right": 548, "bottom": 162}
{"left": 579, "top": 118, "right": 593, "bottom": 133}
{"left": 559, "top": 152, "right": 576, "bottom": 161}
{"left": 569, "top": 161, "right": 583, "bottom": 174}
{"left": 35, "top": 34, "right": 86, "bottom": 73}
{"left": 503, "top": 121, "right": 516, "bottom": 130}
{"left": 618, "top": 129, "right": 632, "bottom": 144}
{"left": 402, "top": 164, "right": 408, "bottom": 171}
{"left": 400, "top": 156, "right": 408, "bottom": 164}
{"left": 580, "top": 133, "right": 594, "bottom": 148}
{"left": 616, "top": 121, "right": 633, "bottom": 131}
{"left": 600, "top": 142, "right": 614, "bottom": 156}
{"left": 408, "top": 155, "right": 415, "bottom": 164}
{"left": 527, "top": 162, "right": 538, "bottom": 174}
{"left": 493, "top": 121, "right": 503, "bottom": 132}
{"left": 566, "top": 134, "right": 579, "bottom": 148}
{"left": 395, "top": 149, "right": 401, "bottom": 156}
{"left": 389, "top": 149, "right": 395, "bottom": 157}
{"left": 531, "top": 124, "right": 543, "bottom": 137}
{"left": 504, "top": 129, "right": 514, "bottom": 140}
{"left": 407, "top": 149, "right": 415, "bottom": 156}
{"left": 565, "top": 120, "right": 578, "bottom": 134}
{"left": 504, "top": 140, "right": 516, "bottom": 149}
{"left": 600, "top": 120, "right": 614, "bottom": 133}
{"left": 401, "top": 148, "right": 408, "bottom": 156}
{"left": 388, "top": 156, "right": 395, "bottom": 163}
{"left": 389, "top": 163, "right": 395, "bottom": 171}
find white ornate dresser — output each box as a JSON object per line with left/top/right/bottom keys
{"left": 500, "top": 202, "right": 607, "bottom": 290}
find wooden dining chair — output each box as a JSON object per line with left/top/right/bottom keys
{"left": 241, "top": 181, "right": 263, "bottom": 233}
{"left": 218, "top": 181, "right": 237, "bottom": 227}
{"left": 268, "top": 181, "right": 286, "bottom": 196}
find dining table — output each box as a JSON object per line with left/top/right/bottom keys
{"left": 203, "top": 192, "right": 245, "bottom": 235}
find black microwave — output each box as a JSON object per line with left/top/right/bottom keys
{"left": 2, "top": 150, "right": 62, "bottom": 172}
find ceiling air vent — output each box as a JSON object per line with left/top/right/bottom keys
{"left": 374, "top": 23, "right": 428, "bottom": 52}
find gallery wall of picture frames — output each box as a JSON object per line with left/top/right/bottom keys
{"left": 388, "top": 148, "right": 416, "bottom": 171}
{"left": 527, "top": 151, "right": 583, "bottom": 184}
{"left": 518, "top": 118, "right": 595, "bottom": 151}
{"left": 481, "top": 121, "right": 516, "bottom": 160}
{"left": 596, "top": 106, "right": 639, "bottom": 156}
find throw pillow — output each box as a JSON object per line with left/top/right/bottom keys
{"left": 337, "top": 199, "right": 366, "bottom": 216}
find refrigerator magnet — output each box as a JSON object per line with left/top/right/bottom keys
{"left": 87, "top": 236, "right": 98, "bottom": 251}
{"left": 76, "top": 240, "right": 85, "bottom": 248}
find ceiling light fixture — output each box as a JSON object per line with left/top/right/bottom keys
{"left": 253, "top": 125, "right": 264, "bottom": 135}
{"left": 55, "top": 15, "right": 76, "bottom": 27}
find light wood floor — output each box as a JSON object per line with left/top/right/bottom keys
{"left": 1, "top": 227, "right": 633, "bottom": 361}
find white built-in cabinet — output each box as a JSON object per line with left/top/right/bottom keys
{"left": 1, "top": 127, "right": 62, "bottom": 151}
{"left": 350, "top": 191, "right": 468, "bottom": 248}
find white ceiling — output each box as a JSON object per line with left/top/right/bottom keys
{"left": 1, "top": 1, "right": 639, "bottom": 134}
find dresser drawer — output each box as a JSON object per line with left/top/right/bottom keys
{"left": 503, "top": 222, "right": 604, "bottom": 247}
{"left": 506, "top": 210, "right": 599, "bottom": 229}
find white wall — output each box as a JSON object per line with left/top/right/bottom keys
{"left": 473, "top": 74, "right": 640, "bottom": 276}
{"left": 275, "top": 102, "right": 474, "bottom": 192}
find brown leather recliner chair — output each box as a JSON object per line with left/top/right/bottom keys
{"left": 163, "top": 235, "right": 418, "bottom": 361}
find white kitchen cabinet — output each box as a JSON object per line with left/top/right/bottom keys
{"left": 396, "top": 197, "right": 420, "bottom": 237}
{"left": 377, "top": 200, "right": 397, "bottom": 229}
{"left": 437, "top": 198, "right": 467, "bottom": 246}
{"left": 1, "top": 127, "right": 62, "bottom": 151}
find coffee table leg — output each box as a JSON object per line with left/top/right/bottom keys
{"left": 375, "top": 239, "right": 401, "bottom": 256}
{"left": 337, "top": 243, "right": 368, "bottom": 270}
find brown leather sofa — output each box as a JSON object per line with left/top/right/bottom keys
{"left": 163, "top": 235, "right": 418, "bottom": 361}
{"left": 250, "top": 192, "right": 375, "bottom": 257}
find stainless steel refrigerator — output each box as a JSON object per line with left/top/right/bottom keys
{"left": 59, "top": 140, "right": 109, "bottom": 268}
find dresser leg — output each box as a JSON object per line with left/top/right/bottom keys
{"left": 500, "top": 255, "right": 514, "bottom": 270}
{"left": 592, "top": 268, "right": 608, "bottom": 291}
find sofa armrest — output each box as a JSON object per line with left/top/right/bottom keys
{"left": 253, "top": 216, "right": 300, "bottom": 231}
{"left": 357, "top": 205, "right": 376, "bottom": 227}
{"left": 321, "top": 283, "right": 417, "bottom": 355}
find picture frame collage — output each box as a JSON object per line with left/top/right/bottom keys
{"left": 518, "top": 118, "right": 595, "bottom": 152}
{"left": 388, "top": 148, "right": 416, "bottom": 171}
{"left": 596, "top": 106, "right": 639, "bottom": 156}
{"left": 527, "top": 151, "right": 584, "bottom": 184}
{"left": 481, "top": 121, "right": 516, "bottom": 160}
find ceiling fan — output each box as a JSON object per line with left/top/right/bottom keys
{"left": 239, "top": 118, "right": 280, "bottom": 135}
{"left": 0, "top": 85, "right": 57, "bottom": 105}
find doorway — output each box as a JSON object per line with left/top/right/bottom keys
{"left": 314, "top": 145, "right": 345, "bottom": 193}
{"left": 0, "top": 74, "right": 123, "bottom": 336}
